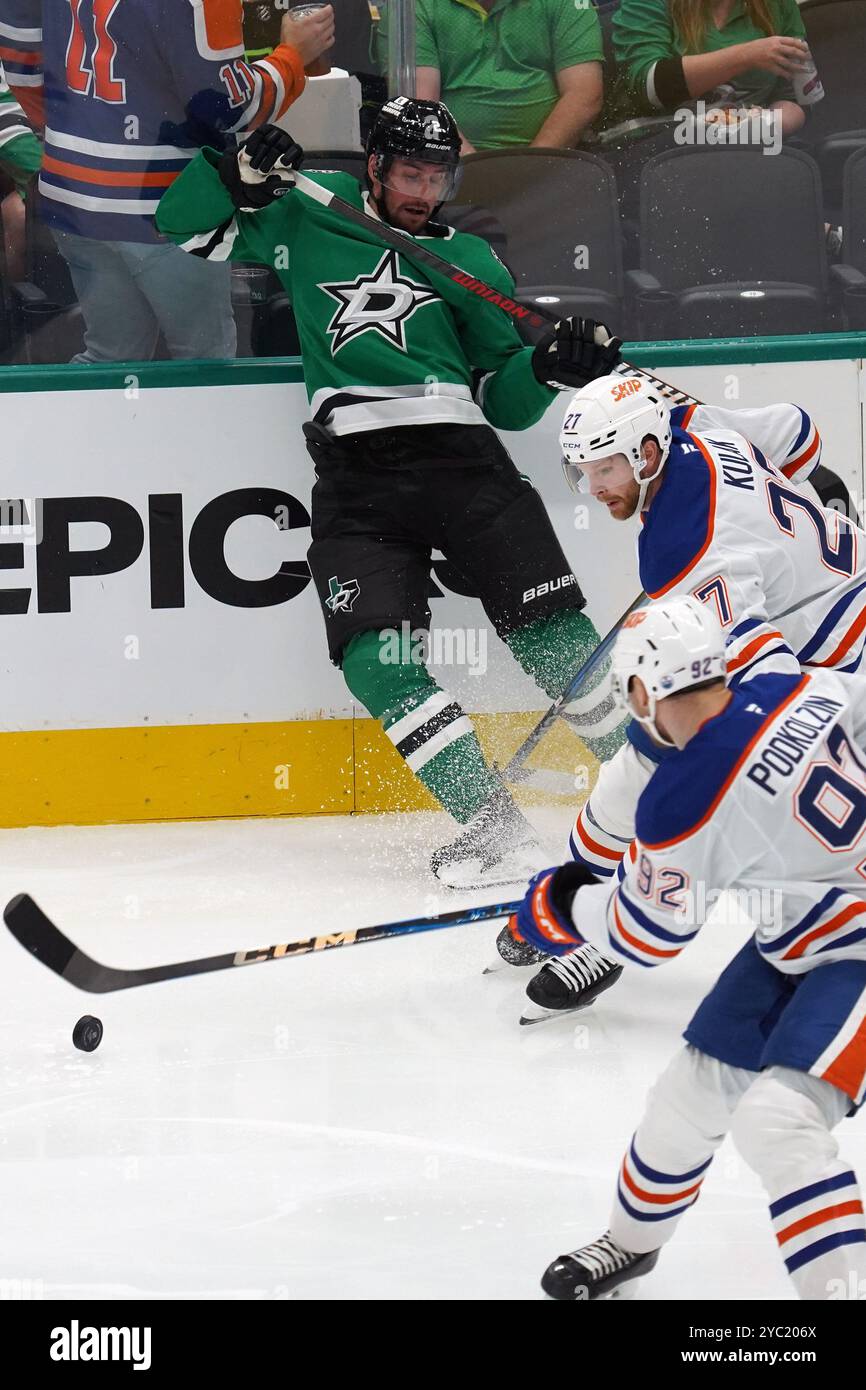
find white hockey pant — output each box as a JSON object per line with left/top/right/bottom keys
{"left": 610, "top": 1045, "right": 866, "bottom": 1299}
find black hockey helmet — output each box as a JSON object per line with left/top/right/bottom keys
{"left": 365, "top": 96, "right": 462, "bottom": 205}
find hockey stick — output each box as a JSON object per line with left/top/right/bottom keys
{"left": 3, "top": 893, "right": 520, "bottom": 994}
{"left": 289, "top": 171, "right": 703, "bottom": 781}
{"left": 291, "top": 170, "right": 698, "bottom": 406}
{"left": 502, "top": 591, "right": 647, "bottom": 786}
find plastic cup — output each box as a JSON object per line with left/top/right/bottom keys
{"left": 288, "top": 3, "right": 332, "bottom": 77}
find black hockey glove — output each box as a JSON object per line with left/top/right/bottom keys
{"left": 218, "top": 124, "right": 304, "bottom": 212}
{"left": 509, "top": 862, "right": 598, "bottom": 957}
{"left": 531, "top": 317, "right": 623, "bottom": 391}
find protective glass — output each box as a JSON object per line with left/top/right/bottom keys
{"left": 379, "top": 158, "right": 462, "bottom": 203}
{"left": 561, "top": 453, "right": 635, "bottom": 496}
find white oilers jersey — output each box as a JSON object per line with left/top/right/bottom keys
{"left": 640, "top": 408, "right": 866, "bottom": 685}
{"left": 575, "top": 669, "right": 866, "bottom": 976}
{"left": 669, "top": 401, "right": 822, "bottom": 485}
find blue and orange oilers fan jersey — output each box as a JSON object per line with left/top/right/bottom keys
{"left": 637, "top": 404, "right": 866, "bottom": 686}
{"left": 3, "top": 0, "right": 306, "bottom": 241}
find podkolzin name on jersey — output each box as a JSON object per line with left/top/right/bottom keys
{"left": 747, "top": 694, "right": 844, "bottom": 796}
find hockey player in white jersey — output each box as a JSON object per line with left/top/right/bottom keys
{"left": 510, "top": 596, "right": 866, "bottom": 1300}
{"left": 505, "top": 375, "right": 866, "bottom": 1021}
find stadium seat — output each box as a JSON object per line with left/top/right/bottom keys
{"left": 447, "top": 148, "right": 626, "bottom": 335}
{"left": 251, "top": 291, "right": 301, "bottom": 359}
{"left": 800, "top": 0, "right": 866, "bottom": 213}
{"left": 1, "top": 192, "right": 85, "bottom": 363}
{"left": 831, "top": 146, "right": 866, "bottom": 329}
{"left": 634, "top": 145, "right": 831, "bottom": 338}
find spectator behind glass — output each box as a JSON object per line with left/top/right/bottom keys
{"left": 613, "top": 0, "right": 814, "bottom": 137}
{"left": 0, "top": 59, "right": 41, "bottom": 281}
{"left": 376, "top": 0, "right": 604, "bottom": 153}
{"left": 6, "top": 0, "right": 333, "bottom": 364}
{"left": 242, "top": 0, "right": 284, "bottom": 60}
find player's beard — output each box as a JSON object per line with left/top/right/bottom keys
{"left": 600, "top": 480, "right": 641, "bottom": 520}
{"left": 378, "top": 188, "right": 434, "bottom": 233}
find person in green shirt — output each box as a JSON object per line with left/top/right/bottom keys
{"left": 157, "top": 99, "right": 625, "bottom": 890}
{"left": 613, "top": 0, "right": 814, "bottom": 136}
{"left": 0, "top": 61, "right": 42, "bottom": 281}
{"left": 376, "top": 0, "right": 604, "bottom": 151}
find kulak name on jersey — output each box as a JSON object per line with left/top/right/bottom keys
{"left": 639, "top": 405, "right": 866, "bottom": 684}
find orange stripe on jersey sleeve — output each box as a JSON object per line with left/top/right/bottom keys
{"left": 726, "top": 629, "right": 786, "bottom": 675}
{"left": 679, "top": 403, "right": 698, "bottom": 430}
{"left": 0, "top": 46, "right": 41, "bottom": 67}
{"left": 262, "top": 44, "right": 307, "bottom": 114}
{"left": 783, "top": 901, "right": 866, "bottom": 961}
{"left": 612, "top": 896, "right": 681, "bottom": 960}
{"left": 575, "top": 813, "right": 623, "bottom": 863}
{"left": 782, "top": 429, "right": 820, "bottom": 478}
{"left": 646, "top": 432, "right": 717, "bottom": 598}
{"left": 806, "top": 602, "right": 866, "bottom": 670}
{"left": 643, "top": 674, "right": 810, "bottom": 850}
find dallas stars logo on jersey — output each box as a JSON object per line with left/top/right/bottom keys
{"left": 325, "top": 575, "right": 361, "bottom": 614}
{"left": 319, "top": 249, "right": 440, "bottom": 356}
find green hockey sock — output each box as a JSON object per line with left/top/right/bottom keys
{"left": 504, "top": 609, "right": 627, "bottom": 762}
{"left": 342, "top": 630, "right": 500, "bottom": 823}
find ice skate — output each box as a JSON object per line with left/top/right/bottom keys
{"left": 520, "top": 942, "right": 623, "bottom": 1024}
{"left": 541, "top": 1232, "right": 659, "bottom": 1300}
{"left": 431, "top": 787, "right": 548, "bottom": 890}
{"left": 482, "top": 918, "right": 548, "bottom": 974}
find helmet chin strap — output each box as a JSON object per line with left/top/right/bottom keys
{"left": 631, "top": 702, "right": 676, "bottom": 749}
{"left": 633, "top": 449, "right": 667, "bottom": 513}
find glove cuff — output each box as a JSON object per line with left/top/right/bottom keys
{"left": 547, "top": 861, "right": 598, "bottom": 921}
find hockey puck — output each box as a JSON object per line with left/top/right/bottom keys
{"left": 72, "top": 1015, "right": 103, "bottom": 1052}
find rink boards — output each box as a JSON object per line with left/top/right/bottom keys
{"left": 0, "top": 337, "right": 864, "bottom": 827}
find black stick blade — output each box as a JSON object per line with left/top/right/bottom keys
{"left": 3, "top": 893, "right": 121, "bottom": 993}
{"left": 5, "top": 893, "right": 77, "bottom": 972}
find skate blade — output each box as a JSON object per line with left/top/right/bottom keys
{"left": 605, "top": 1277, "right": 643, "bottom": 1301}
{"left": 483, "top": 957, "right": 509, "bottom": 975}
{"left": 519, "top": 999, "right": 596, "bottom": 1026}
{"left": 483, "top": 955, "right": 542, "bottom": 975}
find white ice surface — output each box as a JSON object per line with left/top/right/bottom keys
{"left": 1, "top": 807, "right": 859, "bottom": 1301}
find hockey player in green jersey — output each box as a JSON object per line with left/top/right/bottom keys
{"left": 157, "top": 98, "right": 623, "bottom": 889}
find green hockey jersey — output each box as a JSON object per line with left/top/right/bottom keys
{"left": 156, "top": 152, "right": 557, "bottom": 437}
{"left": 0, "top": 64, "right": 41, "bottom": 196}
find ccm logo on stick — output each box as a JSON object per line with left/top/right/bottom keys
{"left": 0, "top": 489, "right": 311, "bottom": 614}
